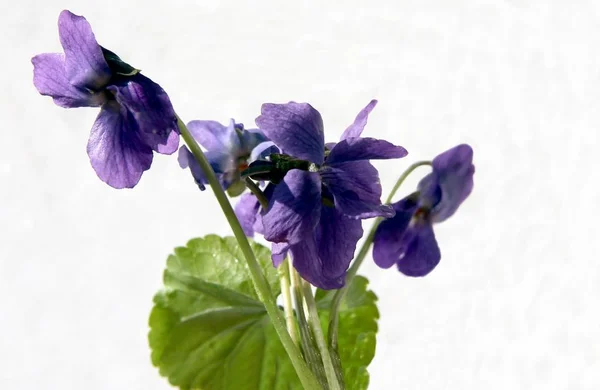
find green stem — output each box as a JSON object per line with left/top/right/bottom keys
{"left": 278, "top": 258, "right": 299, "bottom": 345}
{"left": 328, "top": 160, "right": 432, "bottom": 349}
{"left": 177, "top": 116, "right": 322, "bottom": 390}
{"left": 244, "top": 178, "right": 269, "bottom": 209}
{"left": 302, "top": 281, "right": 342, "bottom": 390}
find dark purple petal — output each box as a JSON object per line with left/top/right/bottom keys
{"left": 421, "top": 144, "right": 475, "bottom": 223}
{"left": 177, "top": 146, "right": 206, "bottom": 190}
{"left": 108, "top": 74, "right": 178, "bottom": 154}
{"left": 320, "top": 161, "right": 394, "bottom": 219}
{"left": 262, "top": 170, "right": 321, "bottom": 244}
{"left": 396, "top": 221, "right": 441, "bottom": 277}
{"left": 87, "top": 101, "right": 153, "bottom": 189}
{"left": 58, "top": 10, "right": 111, "bottom": 90}
{"left": 271, "top": 243, "right": 290, "bottom": 267}
{"left": 340, "top": 99, "right": 378, "bottom": 140}
{"left": 235, "top": 193, "right": 261, "bottom": 237}
{"left": 186, "top": 119, "right": 239, "bottom": 152}
{"left": 256, "top": 102, "right": 325, "bottom": 164}
{"left": 326, "top": 137, "right": 408, "bottom": 165}
{"left": 373, "top": 197, "right": 419, "bottom": 268}
{"left": 289, "top": 234, "right": 344, "bottom": 290}
{"left": 31, "top": 53, "right": 105, "bottom": 108}
{"left": 315, "top": 206, "right": 363, "bottom": 282}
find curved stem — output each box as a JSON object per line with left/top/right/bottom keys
{"left": 244, "top": 178, "right": 269, "bottom": 209}
{"left": 328, "top": 160, "right": 432, "bottom": 349}
{"left": 177, "top": 116, "right": 322, "bottom": 390}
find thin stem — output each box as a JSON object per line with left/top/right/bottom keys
{"left": 244, "top": 178, "right": 269, "bottom": 209}
{"left": 328, "top": 160, "right": 432, "bottom": 349}
{"left": 302, "top": 281, "right": 342, "bottom": 390}
{"left": 177, "top": 116, "right": 322, "bottom": 390}
{"left": 278, "top": 258, "right": 299, "bottom": 344}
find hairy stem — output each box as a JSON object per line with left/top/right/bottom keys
{"left": 177, "top": 116, "right": 322, "bottom": 389}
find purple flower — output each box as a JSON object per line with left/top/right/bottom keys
{"left": 253, "top": 100, "right": 408, "bottom": 289}
{"left": 373, "top": 144, "right": 475, "bottom": 276}
{"left": 177, "top": 119, "right": 270, "bottom": 195}
{"left": 32, "top": 10, "right": 178, "bottom": 188}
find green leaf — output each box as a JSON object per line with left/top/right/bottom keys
{"left": 149, "top": 235, "right": 379, "bottom": 390}
{"left": 316, "top": 276, "right": 379, "bottom": 390}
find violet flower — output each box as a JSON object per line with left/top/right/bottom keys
{"left": 252, "top": 100, "right": 408, "bottom": 289}
{"left": 178, "top": 119, "right": 271, "bottom": 196}
{"left": 373, "top": 144, "right": 475, "bottom": 276}
{"left": 32, "top": 10, "right": 178, "bottom": 189}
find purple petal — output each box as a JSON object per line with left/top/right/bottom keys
{"left": 340, "top": 99, "right": 378, "bottom": 140}
{"left": 315, "top": 206, "right": 363, "bottom": 282}
{"left": 262, "top": 170, "right": 321, "bottom": 245}
{"left": 373, "top": 197, "right": 419, "bottom": 269}
{"left": 235, "top": 193, "right": 261, "bottom": 237}
{"left": 272, "top": 243, "right": 290, "bottom": 267}
{"left": 58, "top": 10, "right": 111, "bottom": 90}
{"left": 240, "top": 128, "right": 268, "bottom": 155}
{"left": 87, "top": 102, "right": 153, "bottom": 189}
{"left": 288, "top": 234, "right": 344, "bottom": 290}
{"left": 250, "top": 141, "right": 280, "bottom": 162}
{"left": 320, "top": 161, "right": 394, "bottom": 219}
{"left": 31, "top": 53, "right": 105, "bottom": 108}
{"left": 256, "top": 102, "right": 325, "bottom": 164}
{"left": 396, "top": 222, "right": 441, "bottom": 277}
{"left": 421, "top": 144, "right": 475, "bottom": 223}
{"left": 187, "top": 119, "right": 239, "bottom": 152}
{"left": 177, "top": 146, "right": 206, "bottom": 190}
{"left": 108, "top": 74, "right": 178, "bottom": 154}
{"left": 327, "top": 137, "right": 408, "bottom": 165}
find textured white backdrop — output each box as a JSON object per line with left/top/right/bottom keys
{"left": 1, "top": 0, "right": 598, "bottom": 389}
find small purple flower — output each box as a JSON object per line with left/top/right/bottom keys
{"left": 254, "top": 100, "right": 408, "bottom": 289}
{"left": 177, "top": 119, "right": 270, "bottom": 196}
{"left": 32, "top": 10, "right": 178, "bottom": 188}
{"left": 373, "top": 144, "right": 475, "bottom": 276}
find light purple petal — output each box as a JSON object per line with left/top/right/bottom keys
{"left": 235, "top": 193, "right": 261, "bottom": 237}
{"left": 422, "top": 144, "right": 475, "bottom": 223}
{"left": 108, "top": 74, "right": 178, "bottom": 154}
{"left": 327, "top": 137, "right": 408, "bottom": 165}
{"left": 320, "top": 161, "right": 394, "bottom": 219}
{"left": 271, "top": 243, "right": 290, "bottom": 267}
{"left": 58, "top": 10, "right": 111, "bottom": 90}
{"left": 340, "top": 99, "right": 378, "bottom": 140}
{"left": 87, "top": 102, "right": 153, "bottom": 189}
{"left": 250, "top": 141, "right": 280, "bottom": 162}
{"left": 396, "top": 222, "right": 441, "bottom": 277}
{"left": 256, "top": 102, "right": 325, "bottom": 164}
{"left": 262, "top": 170, "right": 321, "bottom": 245}
{"left": 315, "top": 206, "right": 363, "bottom": 282}
{"left": 177, "top": 146, "right": 206, "bottom": 190}
{"left": 187, "top": 119, "right": 239, "bottom": 152}
{"left": 240, "top": 128, "right": 268, "bottom": 155}
{"left": 373, "top": 196, "right": 419, "bottom": 269}
{"left": 31, "top": 53, "right": 105, "bottom": 108}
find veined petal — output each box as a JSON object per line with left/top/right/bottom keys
{"left": 373, "top": 196, "right": 419, "bottom": 269}
{"left": 256, "top": 102, "right": 325, "bottom": 164}
{"left": 327, "top": 137, "right": 408, "bottom": 165}
{"left": 340, "top": 99, "right": 377, "bottom": 140}
{"left": 396, "top": 221, "right": 441, "bottom": 277}
{"left": 58, "top": 10, "right": 111, "bottom": 90}
{"left": 32, "top": 53, "right": 105, "bottom": 108}
{"left": 315, "top": 206, "right": 363, "bottom": 282}
{"left": 177, "top": 146, "right": 206, "bottom": 190}
{"left": 235, "top": 193, "right": 262, "bottom": 237}
{"left": 262, "top": 170, "right": 321, "bottom": 244}
{"left": 87, "top": 101, "right": 153, "bottom": 189}
{"left": 108, "top": 74, "right": 178, "bottom": 154}
{"left": 321, "top": 161, "right": 394, "bottom": 219}
{"left": 289, "top": 235, "right": 344, "bottom": 290}
{"left": 422, "top": 144, "right": 475, "bottom": 223}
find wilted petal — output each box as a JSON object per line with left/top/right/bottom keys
{"left": 235, "top": 193, "right": 261, "bottom": 237}
{"left": 373, "top": 196, "right": 419, "bottom": 268}
{"left": 58, "top": 10, "right": 111, "bottom": 90}
{"left": 32, "top": 53, "right": 105, "bottom": 108}
{"left": 108, "top": 74, "right": 178, "bottom": 154}
{"left": 87, "top": 102, "right": 153, "bottom": 188}
{"left": 315, "top": 206, "right": 363, "bottom": 281}
{"left": 256, "top": 102, "right": 325, "bottom": 164}
{"left": 177, "top": 146, "right": 206, "bottom": 190}
{"left": 340, "top": 99, "right": 377, "bottom": 140}
{"left": 396, "top": 222, "right": 441, "bottom": 277}
{"left": 262, "top": 170, "right": 321, "bottom": 244}
{"left": 320, "top": 161, "right": 394, "bottom": 219}
{"left": 421, "top": 144, "right": 475, "bottom": 222}
{"left": 327, "top": 137, "right": 408, "bottom": 165}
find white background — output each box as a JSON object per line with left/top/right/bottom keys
{"left": 1, "top": 0, "right": 598, "bottom": 389}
